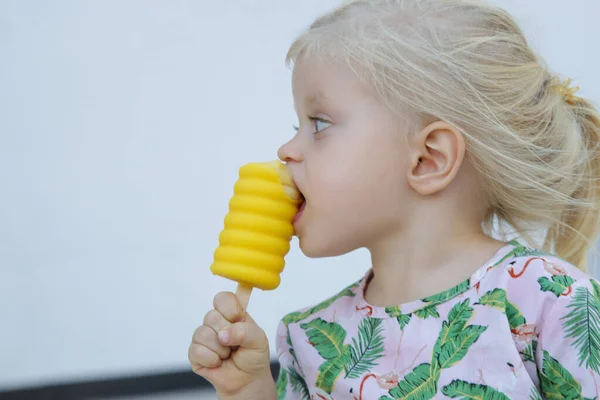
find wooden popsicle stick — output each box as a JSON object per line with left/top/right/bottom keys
{"left": 235, "top": 283, "right": 253, "bottom": 314}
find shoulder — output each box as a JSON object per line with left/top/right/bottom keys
{"left": 482, "top": 242, "right": 598, "bottom": 329}
{"left": 279, "top": 277, "right": 363, "bottom": 329}
{"left": 496, "top": 250, "right": 600, "bottom": 394}
{"left": 498, "top": 245, "right": 592, "bottom": 295}
{"left": 275, "top": 275, "right": 363, "bottom": 360}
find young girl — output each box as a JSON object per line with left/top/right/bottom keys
{"left": 189, "top": 0, "right": 600, "bottom": 398}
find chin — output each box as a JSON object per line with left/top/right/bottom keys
{"left": 298, "top": 234, "right": 356, "bottom": 258}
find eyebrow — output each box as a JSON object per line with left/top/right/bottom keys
{"left": 293, "top": 91, "right": 330, "bottom": 114}
{"left": 306, "top": 91, "right": 328, "bottom": 106}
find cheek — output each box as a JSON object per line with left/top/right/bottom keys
{"left": 307, "top": 168, "right": 355, "bottom": 213}
{"left": 299, "top": 170, "right": 406, "bottom": 257}
{"left": 303, "top": 132, "right": 408, "bottom": 222}
{"left": 313, "top": 158, "right": 404, "bottom": 210}
{"left": 308, "top": 170, "right": 401, "bottom": 233}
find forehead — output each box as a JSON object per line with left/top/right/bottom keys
{"left": 291, "top": 56, "right": 368, "bottom": 106}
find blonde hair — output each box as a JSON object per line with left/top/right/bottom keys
{"left": 286, "top": 0, "right": 600, "bottom": 270}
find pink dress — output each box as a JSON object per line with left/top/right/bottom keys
{"left": 275, "top": 241, "right": 600, "bottom": 399}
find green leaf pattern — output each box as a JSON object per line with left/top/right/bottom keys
{"left": 422, "top": 280, "right": 471, "bottom": 304}
{"left": 475, "top": 288, "right": 525, "bottom": 329}
{"left": 388, "top": 363, "right": 437, "bottom": 399}
{"left": 413, "top": 280, "right": 471, "bottom": 320}
{"left": 384, "top": 305, "right": 412, "bottom": 330}
{"left": 288, "top": 368, "right": 311, "bottom": 400}
{"left": 521, "top": 340, "right": 537, "bottom": 363}
{"left": 529, "top": 387, "right": 543, "bottom": 400}
{"left": 414, "top": 306, "right": 440, "bottom": 320}
{"left": 386, "top": 300, "right": 487, "bottom": 400}
{"left": 276, "top": 368, "right": 287, "bottom": 400}
{"left": 562, "top": 286, "right": 600, "bottom": 374}
{"left": 283, "top": 283, "right": 359, "bottom": 326}
{"left": 300, "top": 318, "right": 349, "bottom": 393}
{"left": 538, "top": 275, "right": 576, "bottom": 297}
{"left": 539, "top": 350, "right": 585, "bottom": 399}
{"left": 345, "top": 317, "right": 386, "bottom": 379}
{"left": 441, "top": 379, "right": 510, "bottom": 399}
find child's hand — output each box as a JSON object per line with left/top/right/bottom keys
{"left": 188, "top": 292, "right": 274, "bottom": 398}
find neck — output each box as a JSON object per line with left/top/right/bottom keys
{"left": 364, "top": 206, "right": 505, "bottom": 307}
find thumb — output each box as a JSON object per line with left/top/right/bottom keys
{"left": 218, "top": 314, "right": 268, "bottom": 350}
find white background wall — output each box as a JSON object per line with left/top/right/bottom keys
{"left": 1, "top": 0, "right": 599, "bottom": 392}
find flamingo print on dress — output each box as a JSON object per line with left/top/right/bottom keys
{"left": 507, "top": 258, "right": 574, "bottom": 296}
{"left": 511, "top": 323, "right": 536, "bottom": 343}
{"left": 352, "top": 372, "right": 399, "bottom": 400}
{"left": 355, "top": 305, "right": 373, "bottom": 317}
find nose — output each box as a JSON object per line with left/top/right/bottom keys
{"left": 278, "top": 134, "right": 304, "bottom": 163}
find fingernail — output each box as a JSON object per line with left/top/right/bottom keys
{"left": 218, "top": 329, "right": 230, "bottom": 344}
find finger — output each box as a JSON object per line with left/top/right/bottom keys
{"left": 213, "top": 292, "right": 245, "bottom": 323}
{"left": 218, "top": 314, "right": 267, "bottom": 350}
{"left": 192, "top": 325, "right": 231, "bottom": 359}
{"left": 203, "top": 309, "right": 231, "bottom": 333}
{"left": 188, "top": 343, "right": 222, "bottom": 369}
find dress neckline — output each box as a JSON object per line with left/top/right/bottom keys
{"left": 351, "top": 241, "right": 519, "bottom": 319}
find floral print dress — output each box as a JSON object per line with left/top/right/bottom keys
{"left": 275, "top": 241, "right": 600, "bottom": 399}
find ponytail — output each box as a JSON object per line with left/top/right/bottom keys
{"left": 545, "top": 85, "right": 600, "bottom": 270}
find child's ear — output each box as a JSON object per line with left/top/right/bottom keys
{"left": 406, "top": 121, "right": 466, "bottom": 195}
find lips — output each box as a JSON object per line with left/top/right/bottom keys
{"left": 289, "top": 172, "right": 305, "bottom": 225}
{"left": 293, "top": 199, "right": 306, "bottom": 225}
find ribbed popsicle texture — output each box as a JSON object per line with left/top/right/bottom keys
{"left": 210, "top": 161, "right": 301, "bottom": 290}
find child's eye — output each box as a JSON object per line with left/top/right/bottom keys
{"left": 312, "top": 117, "right": 332, "bottom": 134}
{"left": 293, "top": 118, "right": 331, "bottom": 135}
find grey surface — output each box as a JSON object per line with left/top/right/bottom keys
{"left": 99, "top": 389, "right": 218, "bottom": 400}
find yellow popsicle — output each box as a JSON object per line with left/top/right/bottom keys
{"left": 210, "top": 160, "right": 301, "bottom": 307}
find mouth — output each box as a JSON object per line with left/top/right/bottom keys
{"left": 279, "top": 163, "right": 305, "bottom": 226}
{"left": 293, "top": 197, "right": 306, "bottom": 225}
